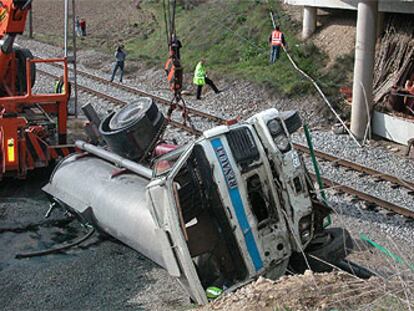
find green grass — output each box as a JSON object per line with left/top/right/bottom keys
{"left": 29, "top": 0, "right": 353, "bottom": 98}
{"left": 124, "top": 0, "right": 337, "bottom": 97}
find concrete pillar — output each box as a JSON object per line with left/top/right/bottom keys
{"left": 302, "top": 6, "right": 317, "bottom": 40}
{"left": 350, "top": 0, "right": 378, "bottom": 141}
{"left": 377, "top": 12, "right": 385, "bottom": 37}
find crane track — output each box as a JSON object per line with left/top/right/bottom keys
{"left": 36, "top": 68, "right": 414, "bottom": 220}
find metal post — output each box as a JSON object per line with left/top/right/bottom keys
{"left": 71, "top": 0, "right": 79, "bottom": 117}
{"left": 63, "top": 0, "right": 78, "bottom": 117}
{"left": 64, "top": 0, "right": 68, "bottom": 57}
{"left": 350, "top": 0, "right": 378, "bottom": 140}
{"left": 75, "top": 140, "right": 153, "bottom": 179}
{"left": 304, "top": 124, "right": 331, "bottom": 227}
{"left": 302, "top": 6, "right": 317, "bottom": 40}
{"left": 29, "top": 9, "right": 33, "bottom": 38}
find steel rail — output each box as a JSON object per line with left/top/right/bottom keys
{"left": 311, "top": 173, "right": 414, "bottom": 220}
{"left": 37, "top": 69, "right": 202, "bottom": 135}
{"left": 294, "top": 143, "right": 414, "bottom": 192}
{"left": 37, "top": 68, "right": 414, "bottom": 219}
{"left": 45, "top": 62, "right": 227, "bottom": 124}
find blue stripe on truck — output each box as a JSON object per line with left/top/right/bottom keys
{"left": 211, "top": 138, "right": 263, "bottom": 271}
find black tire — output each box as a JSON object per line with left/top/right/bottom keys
{"left": 279, "top": 110, "right": 302, "bottom": 134}
{"left": 109, "top": 97, "right": 155, "bottom": 130}
{"left": 289, "top": 228, "right": 353, "bottom": 273}
{"left": 100, "top": 98, "right": 165, "bottom": 160}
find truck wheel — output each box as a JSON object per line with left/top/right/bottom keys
{"left": 108, "top": 98, "right": 158, "bottom": 130}
{"left": 279, "top": 110, "right": 302, "bottom": 134}
{"left": 289, "top": 228, "right": 353, "bottom": 273}
{"left": 100, "top": 97, "right": 165, "bottom": 161}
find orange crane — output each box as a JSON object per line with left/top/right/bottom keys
{"left": 0, "top": 0, "right": 74, "bottom": 180}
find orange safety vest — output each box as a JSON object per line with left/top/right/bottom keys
{"left": 271, "top": 30, "right": 283, "bottom": 46}
{"left": 164, "top": 57, "right": 182, "bottom": 93}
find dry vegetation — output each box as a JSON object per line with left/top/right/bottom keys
{"left": 199, "top": 237, "right": 414, "bottom": 310}
{"left": 374, "top": 15, "right": 414, "bottom": 104}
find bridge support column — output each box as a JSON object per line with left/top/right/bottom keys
{"left": 350, "top": 0, "right": 378, "bottom": 141}
{"left": 302, "top": 6, "right": 317, "bottom": 40}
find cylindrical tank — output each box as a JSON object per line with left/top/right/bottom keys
{"left": 43, "top": 153, "right": 166, "bottom": 269}
{"left": 99, "top": 98, "right": 165, "bottom": 160}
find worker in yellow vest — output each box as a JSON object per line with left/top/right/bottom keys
{"left": 54, "top": 76, "right": 71, "bottom": 97}
{"left": 268, "top": 25, "right": 286, "bottom": 64}
{"left": 193, "top": 59, "right": 221, "bottom": 100}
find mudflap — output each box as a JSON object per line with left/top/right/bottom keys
{"left": 288, "top": 228, "right": 353, "bottom": 273}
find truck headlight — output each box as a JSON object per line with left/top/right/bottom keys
{"left": 268, "top": 119, "right": 283, "bottom": 136}
{"left": 267, "top": 119, "right": 291, "bottom": 153}
{"left": 274, "top": 134, "right": 290, "bottom": 152}
{"left": 299, "top": 215, "right": 312, "bottom": 243}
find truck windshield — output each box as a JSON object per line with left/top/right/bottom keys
{"left": 153, "top": 145, "right": 187, "bottom": 176}
{"left": 172, "top": 144, "right": 248, "bottom": 290}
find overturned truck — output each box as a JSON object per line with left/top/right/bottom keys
{"left": 43, "top": 99, "right": 353, "bottom": 305}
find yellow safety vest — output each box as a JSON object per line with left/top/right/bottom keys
{"left": 193, "top": 62, "right": 206, "bottom": 86}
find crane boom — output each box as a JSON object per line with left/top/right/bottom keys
{"left": 0, "top": 0, "right": 30, "bottom": 82}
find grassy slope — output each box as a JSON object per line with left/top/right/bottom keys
{"left": 125, "top": 0, "right": 350, "bottom": 97}
{"left": 29, "top": 0, "right": 352, "bottom": 99}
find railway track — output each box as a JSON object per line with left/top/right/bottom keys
{"left": 37, "top": 68, "right": 203, "bottom": 136}
{"left": 294, "top": 143, "right": 414, "bottom": 193}
{"left": 36, "top": 68, "right": 414, "bottom": 220}
{"left": 45, "top": 62, "right": 227, "bottom": 125}
{"left": 311, "top": 174, "right": 414, "bottom": 219}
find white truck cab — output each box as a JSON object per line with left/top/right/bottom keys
{"left": 43, "top": 102, "right": 351, "bottom": 305}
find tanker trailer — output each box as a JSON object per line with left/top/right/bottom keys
{"left": 43, "top": 99, "right": 355, "bottom": 305}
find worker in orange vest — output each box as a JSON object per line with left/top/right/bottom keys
{"left": 268, "top": 25, "right": 286, "bottom": 64}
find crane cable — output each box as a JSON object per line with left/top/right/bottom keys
{"left": 162, "top": 0, "right": 177, "bottom": 47}
{"left": 216, "top": 0, "right": 362, "bottom": 147}
{"left": 161, "top": 0, "right": 191, "bottom": 125}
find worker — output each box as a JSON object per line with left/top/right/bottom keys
{"left": 110, "top": 45, "right": 127, "bottom": 83}
{"left": 268, "top": 25, "right": 286, "bottom": 64}
{"left": 80, "top": 18, "right": 87, "bottom": 36}
{"left": 193, "top": 59, "right": 220, "bottom": 100}
{"left": 54, "top": 76, "right": 71, "bottom": 97}
{"left": 404, "top": 78, "right": 414, "bottom": 113}
{"left": 170, "top": 34, "right": 182, "bottom": 60}
{"left": 75, "top": 16, "right": 82, "bottom": 37}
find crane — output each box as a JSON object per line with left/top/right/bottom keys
{"left": 0, "top": 0, "right": 74, "bottom": 180}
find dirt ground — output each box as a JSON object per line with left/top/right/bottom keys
{"left": 281, "top": 4, "right": 357, "bottom": 66}
{"left": 32, "top": 0, "right": 152, "bottom": 50}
